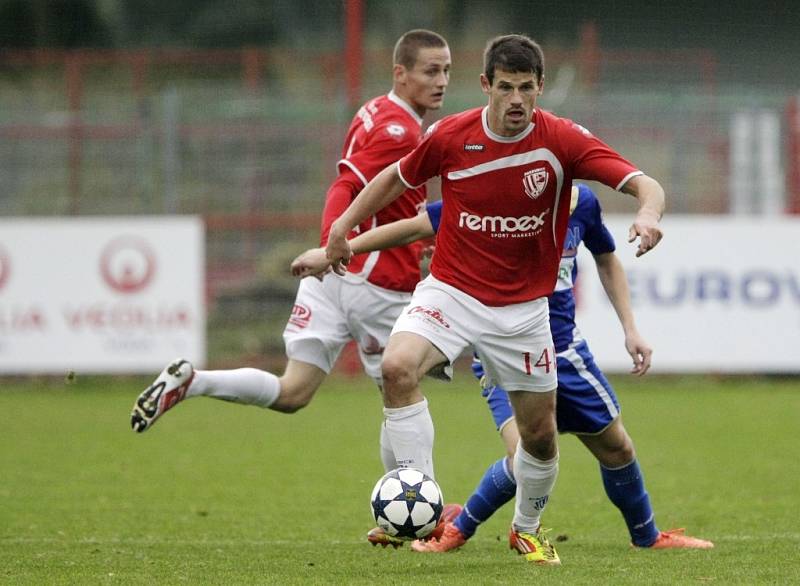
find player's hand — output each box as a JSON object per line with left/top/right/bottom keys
{"left": 325, "top": 225, "right": 352, "bottom": 276}
{"left": 290, "top": 247, "right": 332, "bottom": 280}
{"left": 624, "top": 331, "right": 652, "bottom": 376}
{"left": 628, "top": 211, "right": 663, "bottom": 257}
{"left": 420, "top": 244, "right": 436, "bottom": 260}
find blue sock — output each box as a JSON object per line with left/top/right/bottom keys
{"left": 601, "top": 459, "right": 660, "bottom": 546}
{"left": 454, "top": 457, "right": 517, "bottom": 538}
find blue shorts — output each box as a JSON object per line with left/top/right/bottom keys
{"left": 474, "top": 340, "right": 621, "bottom": 435}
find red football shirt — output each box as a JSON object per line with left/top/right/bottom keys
{"left": 398, "top": 106, "right": 642, "bottom": 305}
{"left": 320, "top": 91, "right": 427, "bottom": 292}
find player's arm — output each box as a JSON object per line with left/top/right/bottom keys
{"left": 350, "top": 211, "right": 435, "bottom": 253}
{"left": 569, "top": 122, "right": 665, "bottom": 257}
{"left": 620, "top": 174, "right": 665, "bottom": 258}
{"left": 326, "top": 164, "right": 407, "bottom": 274}
{"left": 291, "top": 212, "right": 435, "bottom": 279}
{"left": 593, "top": 251, "right": 652, "bottom": 376}
{"left": 318, "top": 168, "right": 363, "bottom": 246}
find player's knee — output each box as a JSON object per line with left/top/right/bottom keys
{"left": 599, "top": 435, "right": 636, "bottom": 468}
{"left": 273, "top": 400, "right": 307, "bottom": 414}
{"left": 615, "top": 440, "right": 636, "bottom": 464}
{"left": 517, "top": 418, "right": 557, "bottom": 460}
{"left": 380, "top": 354, "right": 418, "bottom": 392}
{"left": 271, "top": 379, "right": 315, "bottom": 413}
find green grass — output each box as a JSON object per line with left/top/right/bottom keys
{"left": 1, "top": 373, "right": 799, "bottom": 584}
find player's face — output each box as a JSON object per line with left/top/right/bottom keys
{"left": 395, "top": 46, "right": 451, "bottom": 116}
{"left": 480, "top": 69, "right": 543, "bottom": 137}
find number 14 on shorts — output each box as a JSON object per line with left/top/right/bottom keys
{"left": 522, "top": 348, "right": 553, "bottom": 375}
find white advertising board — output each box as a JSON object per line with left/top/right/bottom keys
{"left": 0, "top": 217, "right": 205, "bottom": 374}
{"left": 574, "top": 216, "right": 800, "bottom": 373}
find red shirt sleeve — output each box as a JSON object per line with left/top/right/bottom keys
{"left": 338, "top": 121, "right": 419, "bottom": 185}
{"left": 319, "top": 167, "right": 363, "bottom": 246}
{"left": 564, "top": 120, "right": 641, "bottom": 189}
{"left": 397, "top": 121, "right": 446, "bottom": 188}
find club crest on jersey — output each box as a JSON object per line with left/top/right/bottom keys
{"left": 523, "top": 167, "right": 548, "bottom": 199}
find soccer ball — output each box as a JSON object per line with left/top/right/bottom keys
{"left": 370, "top": 468, "right": 443, "bottom": 540}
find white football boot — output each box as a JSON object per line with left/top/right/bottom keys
{"left": 131, "top": 359, "right": 195, "bottom": 433}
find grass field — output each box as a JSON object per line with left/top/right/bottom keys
{"left": 1, "top": 372, "right": 799, "bottom": 584}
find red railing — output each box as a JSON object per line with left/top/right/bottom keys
{"left": 787, "top": 96, "right": 800, "bottom": 214}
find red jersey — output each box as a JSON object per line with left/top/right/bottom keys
{"left": 398, "top": 107, "right": 641, "bottom": 305}
{"left": 320, "top": 91, "right": 427, "bottom": 292}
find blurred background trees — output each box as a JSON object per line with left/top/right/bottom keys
{"left": 1, "top": 0, "right": 798, "bottom": 88}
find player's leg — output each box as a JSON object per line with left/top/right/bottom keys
{"left": 414, "top": 414, "right": 519, "bottom": 553}
{"left": 380, "top": 277, "right": 472, "bottom": 479}
{"left": 478, "top": 301, "right": 558, "bottom": 533}
{"left": 366, "top": 332, "right": 452, "bottom": 549}
{"left": 477, "top": 298, "right": 560, "bottom": 564}
{"left": 379, "top": 331, "right": 449, "bottom": 479}
{"left": 266, "top": 359, "right": 327, "bottom": 413}
{"left": 181, "top": 355, "right": 327, "bottom": 413}
{"left": 130, "top": 357, "right": 288, "bottom": 432}
{"left": 344, "top": 280, "right": 414, "bottom": 472}
{"left": 579, "top": 420, "right": 713, "bottom": 548}
{"left": 578, "top": 418, "right": 660, "bottom": 546}
{"left": 560, "top": 341, "right": 712, "bottom": 548}
{"left": 131, "top": 358, "right": 329, "bottom": 433}
{"left": 507, "top": 390, "right": 558, "bottom": 528}
{"left": 131, "top": 358, "right": 198, "bottom": 432}
{"left": 555, "top": 341, "right": 660, "bottom": 546}
{"left": 505, "top": 390, "right": 560, "bottom": 564}
{"left": 131, "top": 275, "right": 347, "bottom": 432}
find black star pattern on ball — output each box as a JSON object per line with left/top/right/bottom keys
{"left": 372, "top": 471, "right": 443, "bottom": 539}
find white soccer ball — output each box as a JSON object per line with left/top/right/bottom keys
{"left": 370, "top": 468, "right": 443, "bottom": 540}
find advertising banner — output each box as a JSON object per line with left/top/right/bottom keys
{"left": 574, "top": 216, "right": 800, "bottom": 373}
{"left": 0, "top": 217, "right": 205, "bottom": 374}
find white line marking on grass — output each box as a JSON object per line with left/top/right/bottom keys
{"left": 719, "top": 533, "right": 800, "bottom": 541}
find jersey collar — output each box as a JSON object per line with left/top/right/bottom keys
{"left": 481, "top": 106, "right": 535, "bottom": 143}
{"left": 388, "top": 90, "right": 424, "bottom": 126}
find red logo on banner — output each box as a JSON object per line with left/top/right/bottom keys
{"left": 0, "top": 246, "right": 9, "bottom": 292}
{"left": 100, "top": 236, "right": 156, "bottom": 294}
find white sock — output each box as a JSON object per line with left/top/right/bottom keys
{"left": 512, "top": 442, "right": 559, "bottom": 533}
{"left": 379, "top": 422, "right": 398, "bottom": 472}
{"left": 187, "top": 368, "right": 280, "bottom": 408}
{"left": 383, "top": 398, "right": 435, "bottom": 479}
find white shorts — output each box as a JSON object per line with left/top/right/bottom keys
{"left": 283, "top": 273, "right": 411, "bottom": 384}
{"left": 391, "top": 275, "right": 556, "bottom": 392}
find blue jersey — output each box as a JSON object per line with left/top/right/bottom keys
{"left": 426, "top": 184, "right": 615, "bottom": 351}
{"left": 427, "top": 184, "right": 621, "bottom": 435}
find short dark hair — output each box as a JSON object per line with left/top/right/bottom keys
{"left": 393, "top": 29, "right": 448, "bottom": 70}
{"left": 483, "top": 34, "right": 545, "bottom": 85}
